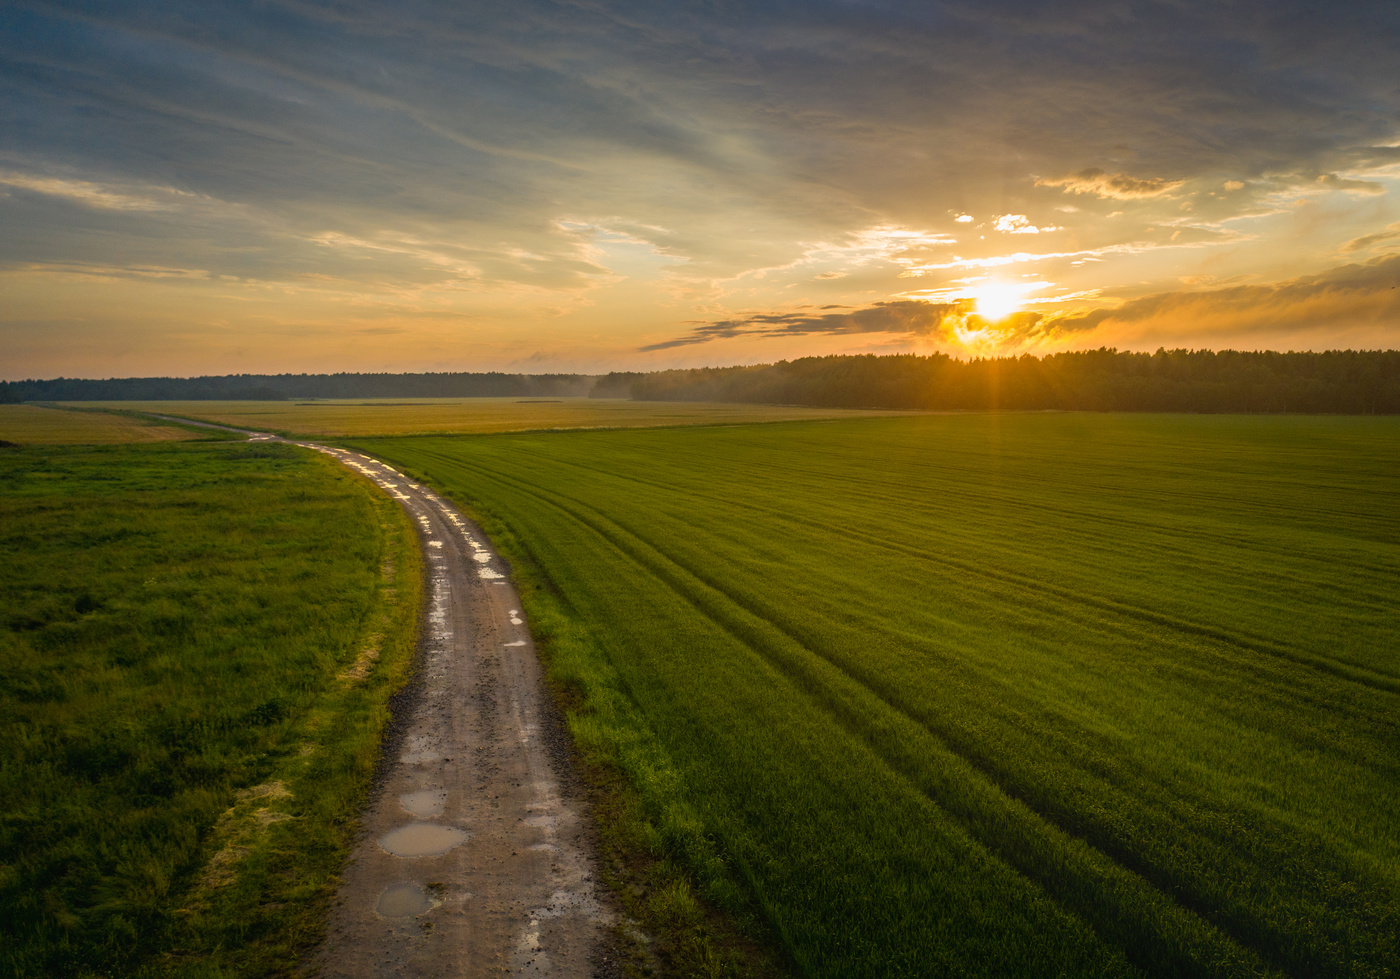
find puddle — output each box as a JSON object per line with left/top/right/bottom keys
{"left": 400, "top": 789, "right": 447, "bottom": 819}
{"left": 479, "top": 568, "right": 505, "bottom": 580}
{"left": 379, "top": 822, "right": 468, "bottom": 857}
{"left": 504, "top": 640, "right": 527, "bottom": 647}
{"left": 472, "top": 552, "right": 492, "bottom": 563}
{"left": 428, "top": 540, "right": 444, "bottom": 548}
{"left": 376, "top": 881, "right": 433, "bottom": 918}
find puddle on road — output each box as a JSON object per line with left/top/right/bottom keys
{"left": 400, "top": 789, "right": 447, "bottom": 819}
{"left": 379, "top": 822, "right": 468, "bottom": 857}
{"left": 376, "top": 881, "right": 433, "bottom": 918}
{"left": 479, "top": 568, "right": 505, "bottom": 580}
{"left": 504, "top": 640, "right": 527, "bottom": 647}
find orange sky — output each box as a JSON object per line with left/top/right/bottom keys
{"left": 3, "top": 3, "right": 1399, "bottom": 378}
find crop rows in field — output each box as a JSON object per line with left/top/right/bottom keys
{"left": 361, "top": 414, "right": 1400, "bottom": 978}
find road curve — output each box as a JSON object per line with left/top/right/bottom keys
{"left": 145, "top": 417, "right": 613, "bottom": 976}
{"left": 308, "top": 444, "right": 611, "bottom": 979}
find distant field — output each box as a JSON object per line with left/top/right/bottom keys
{"left": 66, "top": 397, "right": 921, "bottom": 437}
{"left": 0, "top": 404, "right": 196, "bottom": 444}
{"left": 0, "top": 442, "right": 420, "bottom": 978}
{"left": 358, "top": 414, "right": 1400, "bottom": 979}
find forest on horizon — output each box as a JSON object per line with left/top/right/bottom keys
{"left": 4, "top": 348, "right": 1399, "bottom": 414}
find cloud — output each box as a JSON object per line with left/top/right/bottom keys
{"left": 645, "top": 254, "right": 1400, "bottom": 354}
{"left": 1308, "top": 173, "right": 1385, "bottom": 195}
{"left": 994, "top": 214, "right": 1060, "bottom": 234}
{"left": 1037, "top": 168, "right": 1185, "bottom": 200}
{"left": 1047, "top": 255, "right": 1400, "bottom": 340}
{"left": 1342, "top": 222, "right": 1400, "bottom": 253}
{"left": 0, "top": 172, "right": 167, "bottom": 211}
{"left": 5, "top": 1, "right": 1400, "bottom": 374}
{"left": 641, "top": 300, "right": 966, "bottom": 350}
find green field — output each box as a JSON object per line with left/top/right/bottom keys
{"left": 0, "top": 441, "right": 420, "bottom": 978}
{"left": 70, "top": 398, "right": 922, "bottom": 438}
{"left": 354, "top": 414, "right": 1400, "bottom": 978}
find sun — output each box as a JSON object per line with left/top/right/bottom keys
{"left": 973, "top": 280, "right": 1023, "bottom": 321}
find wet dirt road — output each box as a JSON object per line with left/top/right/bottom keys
{"left": 143, "top": 417, "right": 613, "bottom": 977}
{"left": 308, "top": 445, "right": 611, "bottom": 979}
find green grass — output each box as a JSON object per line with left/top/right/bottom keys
{"left": 0, "top": 441, "right": 421, "bottom": 978}
{"left": 353, "top": 414, "right": 1400, "bottom": 979}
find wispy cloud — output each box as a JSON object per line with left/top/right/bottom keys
{"left": 1037, "top": 168, "right": 1185, "bottom": 200}
{"left": 0, "top": 171, "right": 168, "bottom": 211}
{"left": 1342, "top": 222, "right": 1400, "bottom": 253}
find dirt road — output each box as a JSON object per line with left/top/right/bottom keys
{"left": 142, "top": 416, "right": 614, "bottom": 976}
{"left": 308, "top": 445, "right": 611, "bottom": 978}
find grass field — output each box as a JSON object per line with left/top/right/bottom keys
{"left": 0, "top": 441, "right": 421, "bottom": 978}
{"left": 0, "top": 405, "right": 197, "bottom": 445}
{"left": 354, "top": 414, "right": 1400, "bottom": 979}
{"left": 67, "top": 398, "right": 922, "bottom": 437}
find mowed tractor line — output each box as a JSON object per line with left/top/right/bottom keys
{"left": 136, "top": 414, "right": 615, "bottom": 978}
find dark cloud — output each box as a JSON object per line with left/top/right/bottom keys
{"left": 641, "top": 300, "right": 966, "bottom": 350}
{"left": 5, "top": 2, "right": 1399, "bottom": 249}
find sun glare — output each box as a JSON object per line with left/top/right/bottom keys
{"left": 973, "top": 280, "right": 1023, "bottom": 321}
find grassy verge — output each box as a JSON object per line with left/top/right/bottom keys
{"left": 352, "top": 414, "right": 1400, "bottom": 978}
{"left": 0, "top": 441, "right": 421, "bottom": 978}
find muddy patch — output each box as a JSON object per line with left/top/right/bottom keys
{"left": 379, "top": 822, "right": 468, "bottom": 858}
{"left": 376, "top": 881, "right": 436, "bottom": 918}
{"left": 400, "top": 789, "right": 447, "bottom": 819}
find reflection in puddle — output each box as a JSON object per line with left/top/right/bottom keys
{"left": 380, "top": 822, "right": 468, "bottom": 857}
{"left": 504, "top": 640, "right": 526, "bottom": 647}
{"left": 376, "top": 881, "right": 433, "bottom": 918}
{"left": 400, "top": 789, "right": 447, "bottom": 819}
{"left": 478, "top": 568, "right": 505, "bottom": 580}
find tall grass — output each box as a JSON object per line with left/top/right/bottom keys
{"left": 358, "top": 414, "right": 1400, "bottom": 978}
{"left": 0, "top": 441, "right": 421, "bottom": 978}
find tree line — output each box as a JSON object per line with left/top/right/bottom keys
{"left": 0, "top": 371, "right": 596, "bottom": 403}
{"left": 613, "top": 349, "right": 1400, "bottom": 414}
{"left": 4, "top": 350, "right": 1399, "bottom": 412}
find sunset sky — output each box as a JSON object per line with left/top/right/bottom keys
{"left": 3, "top": 2, "right": 1400, "bottom": 378}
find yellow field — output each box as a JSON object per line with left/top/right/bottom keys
{"left": 67, "top": 398, "right": 923, "bottom": 437}
{"left": 0, "top": 405, "right": 196, "bottom": 445}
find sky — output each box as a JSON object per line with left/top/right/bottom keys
{"left": 3, "top": 1, "right": 1400, "bottom": 379}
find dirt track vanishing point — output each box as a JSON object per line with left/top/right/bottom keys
{"left": 144, "top": 416, "right": 614, "bottom": 978}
